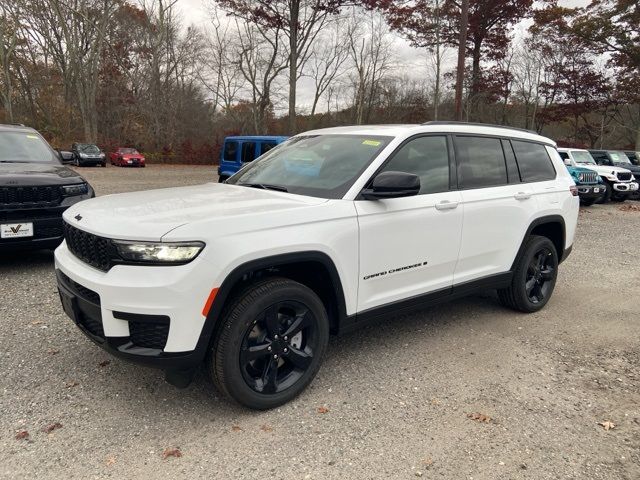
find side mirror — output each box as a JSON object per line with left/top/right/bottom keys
{"left": 563, "top": 158, "right": 571, "bottom": 166}
{"left": 362, "top": 171, "right": 420, "bottom": 200}
{"left": 58, "top": 150, "right": 74, "bottom": 164}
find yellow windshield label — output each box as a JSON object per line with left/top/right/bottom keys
{"left": 26, "top": 134, "right": 39, "bottom": 139}
{"left": 362, "top": 140, "right": 381, "bottom": 147}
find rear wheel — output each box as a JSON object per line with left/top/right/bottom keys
{"left": 209, "top": 278, "right": 329, "bottom": 409}
{"left": 597, "top": 182, "right": 612, "bottom": 203}
{"left": 498, "top": 235, "right": 558, "bottom": 313}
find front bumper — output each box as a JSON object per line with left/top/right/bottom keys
{"left": 612, "top": 181, "right": 638, "bottom": 193}
{"left": 0, "top": 212, "right": 64, "bottom": 250}
{"left": 576, "top": 184, "right": 606, "bottom": 199}
{"left": 54, "top": 242, "right": 214, "bottom": 369}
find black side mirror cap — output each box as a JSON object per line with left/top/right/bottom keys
{"left": 362, "top": 171, "right": 421, "bottom": 200}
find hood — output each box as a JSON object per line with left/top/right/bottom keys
{"left": 0, "top": 162, "right": 85, "bottom": 186}
{"left": 566, "top": 165, "right": 596, "bottom": 175}
{"left": 575, "top": 163, "right": 633, "bottom": 176}
{"left": 612, "top": 162, "right": 640, "bottom": 174}
{"left": 63, "top": 183, "right": 328, "bottom": 241}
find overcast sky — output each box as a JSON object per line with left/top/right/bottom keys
{"left": 174, "top": 0, "right": 589, "bottom": 112}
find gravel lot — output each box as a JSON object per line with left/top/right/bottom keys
{"left": 1, "top": 164, "right": 639, "bottom": 479}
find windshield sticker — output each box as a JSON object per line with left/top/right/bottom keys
{"left": 362, "top": 140, "right": 382, "bottom": 147}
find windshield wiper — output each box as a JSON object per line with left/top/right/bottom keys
{"left": 240, "top": 182, "right": 288, "bottom": 192}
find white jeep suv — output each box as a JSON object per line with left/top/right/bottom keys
{"left": 55, "top": 122, "right": 579, "bottom": 409}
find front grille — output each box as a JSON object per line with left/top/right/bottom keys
{"left": 58, "top": 271, "right": 101, "bottom": 304}
{"left": 579, "top": 171, "right": 598, "bottom": 183}
{"left": 0, "top": 186, "right": 62, "bottom": 207}
{"left": 617, "top": 172, "right": 632, "bottom": 181}
{"left": 64, "top": 222, "right": 113, "bottom": 271}
{"left": 129, "top": 322, "right": 169, "bottom": 350}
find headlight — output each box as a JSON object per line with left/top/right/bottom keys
{"left": 113, "top": 240, "right": 204, "bottom": 264}
{"left": 80, "top": 153, "right": 87, "bottom": 158}
{"left": 62, "top": 183, "right": 89, "bottom": 196}
{"left": 100, "top": 153, "right": 105, "bottom": 158}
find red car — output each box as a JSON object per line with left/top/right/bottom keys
{"left": 109, "top": 147, "right": 146, "bottom": 167}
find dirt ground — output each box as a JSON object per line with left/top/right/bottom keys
{"left": 1, "top": 164, "right": 639, "bottom": 479}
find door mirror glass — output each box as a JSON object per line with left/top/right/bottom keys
{"left": 58, "top": 150, "right": 74, "bottom": 163}
{"left": 362, "top": 171, "right": 420, "bottom": 200}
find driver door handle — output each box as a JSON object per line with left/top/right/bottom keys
{"left": 435, "top": 200, "right": 459, "bottom": 211}
{"left": 514, "top": 192, "right": 532, "bottom": 200}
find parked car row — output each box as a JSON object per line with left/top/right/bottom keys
{"left": 558, "top": 148, "right": 639, "bottom": 205}
{"left": 66, "top": 143, "right": 145, "bottom": 168}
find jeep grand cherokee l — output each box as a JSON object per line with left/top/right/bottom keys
{"left": 55, "top": 122, "right": 579, "bottom": 409}
{"left": 0, "top": 124, "right": 94, "bottom": 250}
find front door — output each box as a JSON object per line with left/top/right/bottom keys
{"left": 356, "top": 135, "right": 463, "bottom": 312}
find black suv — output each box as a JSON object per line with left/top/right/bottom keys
{"left": 0, "top": 124, "right": 95, "bottom": 250}
{"left": 71, "top": 143, "right": 106, "bottom": 167}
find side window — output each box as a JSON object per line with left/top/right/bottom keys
{"left": 558, "top": 152, "right": 569, "bottom": 160}
{"left": 512, "top": 141, "right": 556, "bottom": 182}
{"left": 241, "top": 142, "right": 256, "bottom": 162}
{"left": 223, "top": 141, "right": 238, "bottom": 162}
{"left": 455, "top": 136, "right": 507, "bottom": 189}
{"left": 379, "top": 136, "right": 449, "bottom": 195}
{"left": 261, "top": 142, "right": 277, "bottom": 155}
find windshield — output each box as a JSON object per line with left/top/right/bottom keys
{"left": 227, "top": 135, "right": 392, "bottom": 199}
{"left": 120, "top": 148, "right": 138, "bottom": 154}
{"left": 78, "top": 144, "right": 100, "bottom": 154}
{"left": 609, "top": 151, "right": 631, "bottom": 164}
{"left": 0, "top": 131, "right": 58, "bottom": 164}
{"left": 572, "top": 150, "right": 596, "bottom": 165}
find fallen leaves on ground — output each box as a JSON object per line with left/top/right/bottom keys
{"left": 619, "top": 204, "right": 640, "bottom": 212}
{"left": 162, "top": 448, "right": 182, "bottom": 459}
{"left": 468, "top": 412, "right": 492, "bottom": 423}
{"left": 15, "top": 430, "right": 29, "bottom": 440}
{"left": 317, "top": 406, "right": 329, "bottom": 414}
{"left": 598, "top": 420, "right": 616, "bottom": 431}
{"left": 231, "top": 425, "right": 243, "bottom": 432}
{"left": 260, "top": 424, "right": 273, "bottom": 432}
{"left": 42, "top": 422, "right": 63, "bottom": 434}
{"left": 30, "top": 320, "right": 43, "bottom": 326}
{"left": 105, "top": 455, "right": 117, "bottom": 466}
{"left": 65, "top": 381, "right": 79, "bottom": 389}
{"left": 48, "top": 349, "right": 60, "bottom": 355}
{"left": 422, "top": 458, "right": 434, "bottom": 469}
{"left": 98, "top": 360, "right": 111, "bottom": 367}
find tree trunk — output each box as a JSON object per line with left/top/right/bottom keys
{"left": 287, "top": 0, "right": 299, "bottom": 134}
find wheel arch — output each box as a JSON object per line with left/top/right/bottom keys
{"left": 511, "top": 215, "right": 566, "bottom": 270}
{"left": 197, "top": 251, "right": 347, "bottom": 359}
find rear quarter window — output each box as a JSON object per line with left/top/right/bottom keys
{"left": 512, "top": 141, "right": 556, "bottom": 182}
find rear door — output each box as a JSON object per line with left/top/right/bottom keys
{"left": 356, "top": 135, "right": 463, "bottom": 312}
{"left": 510, "top": 140, "right": 560, "bottom": 207}
{"left": 453, "top": 135, "right": 536, "bottom": 284}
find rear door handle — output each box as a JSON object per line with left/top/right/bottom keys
{"left": 435, "top": 200, "right": 459, "bottom": 211}
{"left": 514, "top": 192, "right": 532, "bottom": 200}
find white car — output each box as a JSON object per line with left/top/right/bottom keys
{"left": 55, "top": 122, "right": 579, "bottom": 409}
{"left": 557, "top": 148, "right": 638, "bottom": 202}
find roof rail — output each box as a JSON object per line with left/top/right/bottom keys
{"left": 422, "top": 121, "right": 538, "bottom": 136}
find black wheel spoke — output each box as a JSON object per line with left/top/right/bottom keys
{"left": 261, "top": 357, "right": 278, "bottom": 393}
{"left": 525, "top": 277, "right": 536, "bottom": 295}
{"left": 285, "top": 346, "right": 312, "bottom": 370}
{"left": 240, "top": 343, "right": 271, "bottom": 364}
{"left": 264, "top": 305, "right": 280, "bottom": 338}
{"left": 532, "top": 282, "right": 544, "bottom": 302}
{"left": 283, "top": 311, "right": 312, "bottom": 338}
{"left": 540, "top": 268, "right": 554, "bottom": 280}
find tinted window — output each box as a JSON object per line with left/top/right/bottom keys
{"left": 379, "top": 136, "right": 449, "bottom": 194}
{"left": 261, "top": 142, "right": 278, "bottom": 155}
{"left": 455, "top": 136, "right": 507, "bottom": 189}
{"left": 502, "top": 139, "right": 521, "bottom": 183}
{"left": 241, "top": 142, "right": 256, "bottom": 162}
{"left": 512, "top": 141, "right": 556, "bottom": 182}
{"left": 558, "top": 151, "right": 569, "bottom": 160}
{"left": 223, "top": 141, "right": 238, "bottom": 161}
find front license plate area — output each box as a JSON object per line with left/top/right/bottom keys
{"left": 58, "top": 285, "right": 79, "bottom": 323}
{"left": 1, "top": 222, "right": 33, "bottom": 239}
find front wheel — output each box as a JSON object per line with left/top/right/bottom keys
{"left": 209, "top": 278, "right": 329, "bottom": 410}
{"left": 498, "top": 235, "right": 558, "bottom": 313}
{"left": 580, "top": 198, "right": 596, "bottom": 207}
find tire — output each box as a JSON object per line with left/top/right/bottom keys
{"left": 597, "top": 182, "right": 612, "bottom": 204}
{"left": 209, "top": 277, "right": 329, "bottom": 410}
{"left": 218, "top": 175, "right": 228, "bottom": 183}
{"left": 498, "top": 235, "right": 559, "bottom": 313}
{"left": 580, "top": 198, "right": 596, "bottom": 207}
{"left": 611, "top": 194, "right": 626, "bottom": 202}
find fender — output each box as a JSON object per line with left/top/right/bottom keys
{"left": 192, "top": 251, "right": 348, "bottom": 363}
{"left": 510, "top": 215, "right": 567, "bottom": 270}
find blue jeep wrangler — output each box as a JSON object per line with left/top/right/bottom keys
{"left": 217, "top": 136, "right": 288, "bottom": 182}
{"left": 564, "top": 162, "right": 606, "bottom": 206}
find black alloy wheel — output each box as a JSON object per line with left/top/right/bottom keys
{"left": 209, "top": 277, "right": 329, "bottom": 409}
{"left": 240, "top": 301, "right": 318, "bottom": 394}
{"left": 525, "top": 247, "right": 555, "bottom": 305}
